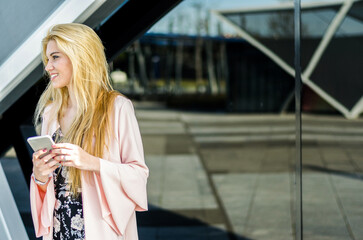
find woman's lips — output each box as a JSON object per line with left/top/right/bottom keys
{"left": 50, "top": 73, "right": 59, "bottom": 80}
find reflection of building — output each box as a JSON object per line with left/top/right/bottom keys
{"left": 113, "top": 33, "right": 295, "bottom": 113}
{"left": 213, "top": 0, "right": 363, "bottom": 119}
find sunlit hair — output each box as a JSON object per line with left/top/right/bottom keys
{"left": 35, "top": 23, "right": 120, "bottom": 196}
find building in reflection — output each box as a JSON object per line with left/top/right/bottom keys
{"left": 110, "top": 0, "right": 363, "bottom": 119}
{"left": 212, "top": 0, "right": 363, "bottom": 119}
{"left": 111, "top": 33, "right": 294, "bottom": 113}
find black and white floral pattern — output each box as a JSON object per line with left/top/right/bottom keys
{"left": 52, "top": 128, "right": 85, "bottom": 240}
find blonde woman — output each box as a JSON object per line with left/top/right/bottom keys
{"left": 30, "top": 23, "right": 148, "bottom": 240}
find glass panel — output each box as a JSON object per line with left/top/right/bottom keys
{"left": 310, "top": 1, "right": 363, "bottom": 110}
{"left": 111, "top": 1, "right": 295, "bottom": 239}
{"left": 222, "top": 5, "right": 338, "bottom": 70}
{"left": 302, "top": 1, "right": 363, "bottom": 239}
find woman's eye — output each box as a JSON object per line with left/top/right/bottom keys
{"left": 52, "top": 55, "right": 59, "bottom": 60}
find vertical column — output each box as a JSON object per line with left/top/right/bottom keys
{"left": 294, "top": 0, "right": 302, "bottom": 239}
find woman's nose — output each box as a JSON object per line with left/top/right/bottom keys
{"left": 45, "top": 61, "right": 54, "bottom": 72}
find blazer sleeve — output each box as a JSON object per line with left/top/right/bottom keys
{"left": 29, "top": 105, "right": 56, "bottom": 237}
{"left": 96, "top": 98, "right": 149, "bottom": 236}
{"left": 30, "top": 176, "right": 56, "bottom": 237}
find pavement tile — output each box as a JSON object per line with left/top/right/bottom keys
{"left": 139, "top": 121, "right": 186, "bottom": 135}
{"left": 146, "top": 155, "right": 217, "bottom": 210}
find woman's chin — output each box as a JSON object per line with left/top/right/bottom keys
{"left": 52, "top": 82, "right": 65, "bottom": 89}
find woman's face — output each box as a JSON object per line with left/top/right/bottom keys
{"left": 45, "top": 40, "right": 73, "bottom": 89}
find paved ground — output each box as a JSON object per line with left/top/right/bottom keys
{"left": 1, "top": 100, "right": 363, "bottom": 240}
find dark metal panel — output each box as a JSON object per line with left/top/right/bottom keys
{"left": 96, "top": 0, "right": 183, "bottom": 62}
{"left": 0, "top": 74, "right": 46, "bottom": 185}
{"left": 83, "top": 0, "right": 128, "bottom": 29}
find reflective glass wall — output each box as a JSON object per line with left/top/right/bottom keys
{"left": 301, "top": 0, "right": 363, "bottom": 239}
{"left": 110, "top": 1, "right": 363, "bottom": 239}
{"left": 110, "top": 0, "right": 296, "bottom": 239}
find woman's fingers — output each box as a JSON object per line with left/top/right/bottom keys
{"left": 46, "top": 157, "right": 61, "bottom": 167}
{"left": 53, "top": 155, "right": 69, "bottom": 162}
{"left": 50, "top": 148, "right": 73, "bottom": 156}
{"left": 51, "top": 145, "right": 80, "bottom": 163}
{"left": 60, "top": 160, "right": 73, "bottom": 167}
{"left": 33, "top": 150, "right": 60, "bottom": 176}
{"left": 50, "top": 164, "right": 60, "bottom": 172}
{"left": 48, "top": 143, "right": 94, "bottom": 170}
{"left": 52, "top": 143, "right": 74, "bottom": 150}
{"left": 42, "top": 152, "right": 56, "bottom": 162}
{"left": 32, "top": 149, "right": 47, "bottom": 162}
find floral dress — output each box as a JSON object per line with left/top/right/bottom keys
{"left": 52, "top": 128, "right": 85, "bottom": 240}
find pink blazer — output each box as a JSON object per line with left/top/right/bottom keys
{"left": 30, "top": 96, "right": 149, "bottom": 240}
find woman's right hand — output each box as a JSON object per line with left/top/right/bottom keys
{"left": 32, "top": 149, "right": 59, "bottom": 183}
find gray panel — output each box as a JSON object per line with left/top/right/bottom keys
{"left": 0, "top": 163, "right": 29, "bottom": 240}
{"left": 0, "top": 63, "right": 44, "bottom": 116}
{"left": 0, "top": 0, "right": 64, "bottom": 65}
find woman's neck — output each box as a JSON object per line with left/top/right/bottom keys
{"left": 67, "top": 85, "right": 77, "bottom": 110}
{"left": 60, "top": 85, "right": 77, "bottom": 134}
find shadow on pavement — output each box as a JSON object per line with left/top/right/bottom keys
{"left": 304, "top": 164, "right": 363, "bottom": 180}
{"left": 137, "top": 205, "right": 253, "bottom": 240}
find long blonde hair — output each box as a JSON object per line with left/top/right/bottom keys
{"left": 35, "top": 23, "right": 120, "bottom": 196}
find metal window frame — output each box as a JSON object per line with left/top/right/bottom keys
{"left": 294, "top": 1, "right": 302, "bottom": 239}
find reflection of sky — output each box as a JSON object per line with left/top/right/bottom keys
{"left": 337, "top": 14, "right": 363, "bottom": 36}
{"left": 225, "top": 9, "right": 338, "bottom": 38}
{"left": 147, "top": 0, "right": 362, "bottom": 37}
{"left": 147, "top": 0, "right": 288, "bottom": 36}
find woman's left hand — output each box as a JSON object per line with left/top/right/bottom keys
{"left": 51, "top": 143, "right": 100, "bottom": 172}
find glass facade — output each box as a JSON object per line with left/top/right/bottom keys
{"left": 109, "top": 0, "right": 363, "bottom": 239}
{"left": 1, "top": 1, "right": 362, "bottom": 239}
{"left": 301, "top": 1, "right": 363, "bottom": 240}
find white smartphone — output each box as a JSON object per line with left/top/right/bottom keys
{"left": 27, "top": 135, "right": 61, "bottom": 167}
{"left": 27, "top": 135, "right": 55, "bottom": 152}
{"left": 27, "top": 135, "right": 55, "bottom": 159}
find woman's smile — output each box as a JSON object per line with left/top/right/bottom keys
{"left": 50, "top": 73, "right": 59, "bottom": 81}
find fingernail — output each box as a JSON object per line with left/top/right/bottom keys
{"left": 49, "top": 150, "right": 52, "bottom": 153}
{"left": 43, "top": 149, "right": 47, "bottom": 152}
